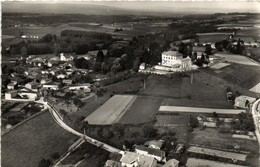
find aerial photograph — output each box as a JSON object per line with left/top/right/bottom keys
{"left": 1, "top": 0, "right": 260, "bottom": 167}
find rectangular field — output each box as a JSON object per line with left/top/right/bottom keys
{"left": 188, "top": 146, "right": 247, "bottom": 161}
{"left": 155, "top": 114, "right": 189, "bottom": 127}
{"left": 84, "top": 95, "right": 137, "bottom": 125}
{"left": 118, "top": 96, "right": 162, "bottom": 124}
{"left": 186, "top": 158, "right": 248, "bottom": 167}
{"left": 159, "top": 106, "right": 245, "bottom": 114}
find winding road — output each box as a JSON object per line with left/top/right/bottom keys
{"left": 42, "top": 101, "right": 124, "bottom": 155}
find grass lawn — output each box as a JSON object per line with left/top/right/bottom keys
{"left": 139, "top": 75, "right": 183, "bottom": 98}
{"left": 2, "top": 111, "right": 77, "bottom": 167}
{"left": 118, "top": 96, "right": 163, "bottom": 124}
{"left": 103, "top": 75, "right": 144, "bottom": 94}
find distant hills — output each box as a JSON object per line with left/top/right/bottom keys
{"left": 2, "top": 1, "right": 260, "bottom": 16}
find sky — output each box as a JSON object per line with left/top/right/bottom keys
{"left": 2, "top": 1, "right": 260, "bottom": 15}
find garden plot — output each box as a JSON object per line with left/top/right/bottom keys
{"left": 84, "top": 95, "right": 137, "bottom": 125}
{"left": 155, "top": 114, "right": 189, "bottom": 127}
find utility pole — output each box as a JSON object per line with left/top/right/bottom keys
{"left": 191, "top": 73, "right": 194, "bottom": 84}
{"left": 143, "top": 78, "right": 146, "bottom": 89}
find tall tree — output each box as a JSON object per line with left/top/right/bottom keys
{"left": 96, "top": 50, "right": 104, "bottom": 63}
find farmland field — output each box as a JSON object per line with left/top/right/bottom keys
{"left": 2, "top": 111, "right": 77, "bottom": 167}
{"left": 162, "top": 98, "right": 233, "bottom": 109}
{"left": 155, "top": 114, "right": 189, "bottom": 127}
{"left": 118, "top": 96, "right": 162, "bottom": 124}
{"left": 186, "top": 158, "right": 249, "bottom": 167}
{"left": 190, "top": 128, "right": 259, "bottom": 154}
{"left": 84, "top": 95, "right": 137, "bottom": 125}
{"left": 215, "top": 53, "right": 260, "bottom": 66}
{"left": 203, "top": 62, "right": 260, "bottom": 91}
{"left": 197, "top": 32, "right": 230, "bottom": 43}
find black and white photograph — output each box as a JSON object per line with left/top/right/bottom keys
{"left": 1, "top": 0, "right": 260, "bottom": 167}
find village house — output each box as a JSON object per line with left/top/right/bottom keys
{"left": 57, "top": 74, "right": 66, "bottom": 79}
{"left": 120, "top": 151, "right": 157, "bottom": 167}
{"left": 5, "top": 90, "right": 18, "bottom": 100}
{"left": 234, "top": 95, "right": 256, "bottom": 109}
{"left": 192, "top": 46, "right": 206, "bottom": 59}
{"left": 105, "top": 160, "right": 121, "bottom": 167}
{"left": 59, "top": 53, "right": 74, "bottom": 61}
{"left": 161, "top": 51, "right": 192, "bottom": 71}
{"left": 68, "top": 84, "right": 91, "bottom": 92}
{"left": 135, "top": 145, "right": 166, "bottom": 162}
{"left": 144, "top": 140, "right": 163, "bottom": 150}
{"left": 42, "top": 82, "right": 59, "bottom": 90}
{"left": 7, "top": 81, "right": 17, "bottom": 90}
{"left": 31, "top": 57, "right": 44, "bottom": 67}
{"left": 41, "top": 70, "right": 49, "bottom": 75}
{"left": 62, "top": 79, "right": 73, "bottom": 85}
{"left": 18, "top": 90, "right": 38, "bottom": 100}
{"left": 40, "top": 78, "right": 51, "bottom": 85}
{"left": 25, "top": 81, "right": 39, "bottom": 91}
{"left": 139, "top": 63, "right": 146, "bottom": 70}
{"left": 162, "top": 159, "right": 179, "bottom": 167}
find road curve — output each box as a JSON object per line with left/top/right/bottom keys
{"left": 44, "top": 101, "right": 123, "bottom": 154}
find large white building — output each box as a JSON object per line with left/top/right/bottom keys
{"left": 161, "top": 51, "right": 192, "bottom": 71}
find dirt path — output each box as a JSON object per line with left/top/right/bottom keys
{"left": 159, "top": 106, "right": 245, "bottom": 114}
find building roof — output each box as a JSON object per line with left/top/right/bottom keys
{"left": 193, "top": 46, "right": 206, "bottom": 52}
{"left": 8, "top": 82, "right": 17, "bottom": 86}
{"left": 120, "top": 152, "right": 139, "bottom": 164}
{"left": 139, "top": 155, "right": 156, "bottom": 167}
{"left": 27, "top": 81, "right": 39, "bottom": 87}
{"left": 163, "top": 159, "right": 179, "bottom": 167}
{"left": 5, "top": 90, "right": 18, "bottom": 94}
{"left": 105, "top": 160, "right": 121, "bottom": 167}
{"left": 144, "top": 140, "right": 163, "bottom": 149}
{"left": 135, "top": 145, "right": 165, "bottom": 157}
{"left": 162, "top": 51, "right": 183, "bottom": 57}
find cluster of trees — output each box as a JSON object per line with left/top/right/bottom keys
{"left": 4, "top": 30, "right": 115, "bottom": 57}
{"left": 230, "top": 112, "right": 255, "bottom": 131}
{"left": 215, "top": 38, "right": 245, "bottom": 55}
{"left": 189, "top": 115, "right": 199, "bottom": 128}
